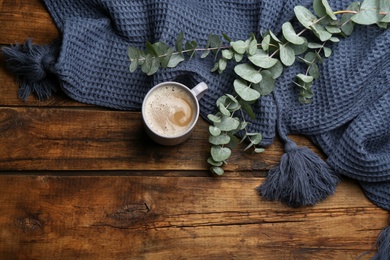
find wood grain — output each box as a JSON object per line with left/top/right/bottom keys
{"left": 0, "top": 176, "right": 386, "bottom": 259}
{"left": 0, "top": 0, "right": 388, "bottom": 259}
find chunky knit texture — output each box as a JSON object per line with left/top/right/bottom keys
{"left": 3, "top": 0, "right": 390, "bottom": 255}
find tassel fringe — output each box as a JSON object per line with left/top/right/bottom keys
{"left": 372, "top": 225, "right": 390, "bottom": 260}
{"left": 2, "top": 39, "right": 60, "bottom": 100}
{"left": 258, "top": 140, "right": 340, "bottom": 207}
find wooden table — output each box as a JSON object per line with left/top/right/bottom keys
{"left": 0, "top": 1, "right": 388, "bottom": 259}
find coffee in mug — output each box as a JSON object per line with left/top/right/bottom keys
{"left": 142, "top": 81, "right": 208, "bottom": 146}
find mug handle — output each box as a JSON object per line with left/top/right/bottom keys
{"left": 191, "top": 82, "right": 208, "bottom": 101}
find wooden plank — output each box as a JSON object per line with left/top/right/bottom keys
{"left": 0, "top": 0, "right": 59, "bottom": 44}
{"left": 0, "top": 107, "right": 321, "bottom": 173}
{"left": 0, "top": 175, "right": 386, "bottom": 259}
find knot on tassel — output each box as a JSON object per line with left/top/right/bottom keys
{"left": 257, "top": 139, "right": 340, "bottom": 207}
{"left": 2, "top": 39, "right": 60, "bottom": 100}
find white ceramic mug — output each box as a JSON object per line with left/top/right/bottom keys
{"left": 142, "top": 81, "right": 208, "bottom": 146}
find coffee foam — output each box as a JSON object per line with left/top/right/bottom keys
{"left": 144, "top": 85, "right": 196, "bottom": 137}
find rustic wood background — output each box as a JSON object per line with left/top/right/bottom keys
{"left": 0, "top": 0, "right": 388, "bottom": 259}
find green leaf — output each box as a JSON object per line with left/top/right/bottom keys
{"left": 268, "top": 60, "right": 284, "bottom": 79}
{"left": 234, "top": 64, "right": 263, "bottom": 84}
{"left": 209, "top": 135, "right": 231, "bottom": 145}
{"left": 161, "top": 47, "right": 174, "bottom": 68}
{"left": 313, "top": 0, "right": 337, "bottom": 20}
{"left": 211, "top": 146, "right": 231, "bottom": 162}
{"left": 268, "top": 30, "right": 281, "bottom": 43}
{"left": 152, "top": 42, "right": 169, "bottom": 56}
{"left": 167, "top": 52, "right": 185, "bottom": 68}
{"left": 211, "top": 166, "right": 224, "bottom": 175}
{"left": 254, "top": 148, "right": 265, "bottom": 153}
{"left": 234, "top": 79, "right": 261, "bottom": 102}
{"left": 261, "top": 34, "right": 271, "bottom": 51}
{"left": 209, "top": 126, "right": 221, "bottom": 136}
{"left": 381, "top": 0, "right": 390, "bottom": 22}
{"left": 128, "top": 46, "right": 139, "bottom": 61}
{"left": 248, "top": 49, "right": 278, "bottom": 69}
{"left": 294, "top": 6, "right": 318, "bottom": 29}
{"left": 291, "top": 38, "right": 308, "bottom": 55}
{"left": 296, "top": 73, "right": 314, "bottom": 83}
{"left": 207, "top": 114, "right": 221, "bottom": 123}
{"left": 141, "top": 54, "right": 159, "bottom": 75}
{"left": 325, "top": 25, "right": 342, "bottom": 34}
{"left": 323, "top": 47, "right": 332, "bottom": 57}
{"left": 231, "top": 40, "right": 248, "bottom": 54}
{"left": 129, "top": 60, "right": 138, "bottom": 73}
{"left": 279, "top": 43, "right": 295, "bottom": 66}
{"left": 207, "top": 157, "right": 223, "bottom": 167}
{"left": 308, "top": 42, "right": 323, "bottom": 49}
{"left": 175, "top": 32, "right": 184, "bottom": 54}
{"left": 248, "top": 37, "right": 258, "bottom": 56}
{"left": 351, "top": 0, "right": 382, "bottom": 25}
{"left": 206, "top": 34, "right": 222, "bottom": 55}
{"left": 146, "top": 42, "right": 158, "bottom": 56}
{"left": 185, "top": 41, "right": 198, "bottom": 58}
{"left": 234, "top": 53, "right": 244, "bottom": 62}
{"left": 215, "top": 115, "right": 240, "bottom": 131}
{"left": 218, "top": 58, "right": 227, "bottom": 72}
{"left": 308, "top": 63, "right": 320, "bottom": 79}
{"left": 218, "top": 102, "right": 230, "bottom": 116}
{"left": 329, "top": 37, "right": 340, "bottom": 43}
{"left": 341, "top": 2, "right": 360, "bottom": 35}
{"left": 222, "top": 49, "right": 234, "bottom": 60}
{"left": 311, "top": 24, "right": 333, "bottom": 41}
{"left": 222, "top": 33, "right": 232, "bottom": 42}
{"left": 282, "top": 22, "right": 305, "bottom": 45}
{"left": 256, "top": 70, "right": 275, "bottom": 95}
{"left": 239, "top": 99, "right": 256, "bottom": 120}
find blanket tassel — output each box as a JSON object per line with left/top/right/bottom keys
{"left": 2, "top": 39, "right": 60, "bottom": 100}
{"left": 257, "top": 138, "right": 340, "bottom": 207}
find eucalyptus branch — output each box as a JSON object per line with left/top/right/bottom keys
{"left": 128, "top": 0, "right": 389, "bottom": 175}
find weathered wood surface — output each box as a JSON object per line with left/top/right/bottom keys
{"left": 0, "top": 0, "right": 388, "bottom": 259}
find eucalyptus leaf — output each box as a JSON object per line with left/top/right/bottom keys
{"left": 261, "top": 34, "right": 271, "bottom": 51}
{"left": 313, "top": 0, "right": 337, "bottom": 20}
{"left": 311, "top": 24, "right": 333, "bottom": 41}
{"left": 219, "top": 58, "right": 227, "bottom": 72}
{"left": 207, "top": 157, "right": 223, "bottom": 167}
{"left": 222, "top": 49, "right": 234, "bottom": 60}
{"left": 234, "top": 64, "right": 263, "bottom": 84}
{"left": 297, "top": 73, "right": 314, "bottom": 83}
{"left": 209, "top": 126, "right": 221, "bottom": 136}
{"left": 325, "top": 25, "right": 342, "bottom": 34}
{"left": 211, "top": 146, "right": 231, "bottom": 162}
{"left": 351, "top": 0, "right": 381, "bottom": 25}
{"left": 234, "top": 79, "right": 261, "bottom": 101}
{"left": 167, "top": 52, "right": 185, "bottom": 68}
{"left": 161, "top": 47, "right": 174, "bottom": 68}
{"left": 256, "top": 70, "right": 275, "bottom": 96}
{"left": 231, "top": 40, "right": 248, "bottom": 54}
{"left": 248, "top": 49, "right": 278, "bottom": 69}
{"left": 248, "top": 37, "right": 258, "bottom": 56}
{"left": 211, "top": 166, "right": 224, "bottom": 175}
{"left": 215, "top": 115, "right": 240, "bottom": 131}
{"left": 268, "top": 60, "right": 284, "bottom": 79}
{"left": 209, "top": 134, "right": 231, "bottom": 145}
{"left": 282, "top": 22, "right": 305, "bottom": 45}
{"left": 323, "top": 47, "right": 332, "bottom": 57}
{"left": 291, "top": 38, "right": 308, "bottom": 55}
{"left": 308, "top": 63, "right": 320, "bottom": 79}
{"left": 218, "top": 102, "right": 231, "bottom": 116}
{"left": 141, "top": 54, "right": 159, "bottom": 75}
{"left": 239, "top": 99, "right": 256, "bottom": 120}
{"left": 341, "top": 2, "right": 360, "bottom": 35}
{"left": 175, "top": 32, "right": 184, "bottom": 53}
{"left": 129, "top": 60, "right": 138, "bottom": 73}
{"left": 294, "top": 6, "right": 318, "bottom": 29}
{"left": 279, "top": 43, "right": 295, "bottom": 66}
{"left": 207, "top": 114, "right": 221, "bottom": 123}
{"left": 234, "top": 53, "right": 244, "bottom": 62}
